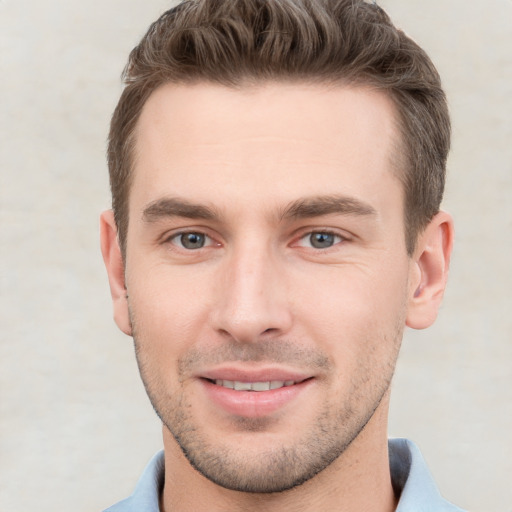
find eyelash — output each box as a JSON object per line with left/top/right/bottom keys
{"left": 295, "top": 230, "right": 346, "bottom": 250}
{"left": 164, "top": 229, "right": 347, "bottom": 252}
{"left": 166, "top": 231, "right": 217, "bottom": 250}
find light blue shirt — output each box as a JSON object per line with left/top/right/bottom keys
{"left": 103, "top": 438, "right": 465, "bottom": 511}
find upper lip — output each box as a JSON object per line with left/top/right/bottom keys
{"left": 198, "top": 366, "right": 313, "bottom": 383}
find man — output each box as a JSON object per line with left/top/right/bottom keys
{"left": 100, "top": 0, "right": 464, "bottom": 510}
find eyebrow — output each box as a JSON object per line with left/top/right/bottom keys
{"left": 142, "top": 194, "right": 377, "bottom": 224}
{"left": 142, "top": 197, "right": 218, "bottom": 222}
{"left": 280, "top": 194, "right": 377, "bottom": 220}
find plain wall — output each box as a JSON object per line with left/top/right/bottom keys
{"left": 1, "top": 1, "right": 510, "bottom": 510}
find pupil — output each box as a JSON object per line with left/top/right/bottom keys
{"left": 310, "top": 232, "right": 334, "bottom": 248}
{"left": 182, "top": 233, "right": 205, "bottom": 249}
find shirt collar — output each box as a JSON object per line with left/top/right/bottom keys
{"left": 389, "top": 438, "right": 465, "bottom": 511}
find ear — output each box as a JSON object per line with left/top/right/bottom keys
{"left": 100, "top": 210, "right": 132, "bottom": 336}
{"left": 406, "top": 211, "right": 454, "bottom": 330}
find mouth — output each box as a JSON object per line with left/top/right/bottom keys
{"left": 207, "top": 378, "right": 302, "bottom": 392}
{"left": 199, "top": 372, "right": 314, "bottom": 418}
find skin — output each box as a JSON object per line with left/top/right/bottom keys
{"left": 101, "top": 82, "right": 453, "bottom": 512}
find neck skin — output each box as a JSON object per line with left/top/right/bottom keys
{"left": 160, "top": 392, "right": 397, "bottom": 512}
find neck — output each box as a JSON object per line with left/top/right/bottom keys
{"left": 160, "top": 399, "right": 397, "bottom": 512}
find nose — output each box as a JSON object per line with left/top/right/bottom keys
{"left": 211, "top": 243, "right": 293, "bottom": 343}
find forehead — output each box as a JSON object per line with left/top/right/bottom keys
{"left": 131, "top": 82, "right": 402, "bottom": 216}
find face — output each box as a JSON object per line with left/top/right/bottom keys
{"left": 121, "top": 83, "right": 415, "bottom": 492}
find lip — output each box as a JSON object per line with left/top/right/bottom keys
{"left": 198, "top": 366, "right": 314, "bottom": 418}
{"left": 200, "top": 366, "right": 311, "bottom": 383}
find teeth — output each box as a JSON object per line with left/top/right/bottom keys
{"left": 214, "top": 379, "right": 296, "bottom": 391}
{"left": 252, "top": 381, "right": 270, "bottom": 391}
{"left": 234, "top": 381, "right": 252, "bottom": 391}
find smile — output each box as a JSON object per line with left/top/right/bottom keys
{"left": 202, "top": 376, "right": 313, "bottom": 417}
{"left": 213, "top": 379, "right": 296, "bottom": 391}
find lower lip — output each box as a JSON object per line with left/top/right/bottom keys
{"left": 201, "top": 379, "right": 312, "bottom": 418}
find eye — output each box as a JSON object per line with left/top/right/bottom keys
{"left": 170, "top": 232, "right": 212, "bottom": 250}
{"left": 298, "top": 231, "right": 344, "bottom": 249}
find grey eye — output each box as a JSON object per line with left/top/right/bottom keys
{"left": 179, "top": 232, "right": 206, "bottom": 249}
{"left": 309, "top": 232, "right": 337, "bottom": 249}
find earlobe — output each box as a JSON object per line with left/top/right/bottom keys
{"left": 406, "top": 211, "right": 454, "bottom": 330}
{"left": 100, "top": 210, "right": 132, "bottom": 336}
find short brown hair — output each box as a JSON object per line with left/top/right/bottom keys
{"left": 108, "top": 0, "right": 450, "bottom": 256}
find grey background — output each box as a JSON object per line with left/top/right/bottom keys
{"left": 1, "top": 0, "right": 510, "bottom": 511}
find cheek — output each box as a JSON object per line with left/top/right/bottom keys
{"left": 292, "top": 259, "right": 409, "bottom": 351}
{"left": 127, "top": 266, "right": 213, "bottom": 356}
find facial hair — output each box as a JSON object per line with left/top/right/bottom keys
{"left": 131, "top": 319, "right": 403, "bottom": 494}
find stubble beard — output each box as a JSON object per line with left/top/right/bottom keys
{"left": 130, "top": 312, "right": 404, "bottom": 494}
